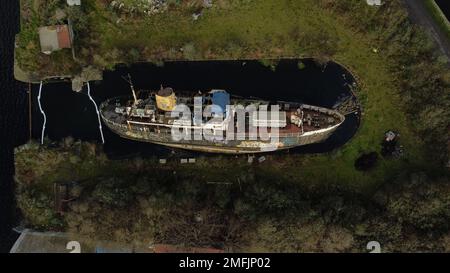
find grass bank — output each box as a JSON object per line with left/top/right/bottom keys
{"left": 424, "top": 0, "right": 450, "bottom": 40}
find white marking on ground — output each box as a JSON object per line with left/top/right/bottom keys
{"left": 87, "top": 82, "right": 105, "bottom": 144}
{"left": 37, "top": 81, "right": 46, "bottom": 144}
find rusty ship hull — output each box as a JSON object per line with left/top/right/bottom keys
{"left": 100, "top": 90, "right": 345, "bottom": 154}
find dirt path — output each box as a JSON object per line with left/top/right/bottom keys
{"left": 403, "top": 0, "right": 450, "bottom": 62}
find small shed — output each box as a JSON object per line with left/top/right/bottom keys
{"left": 38, "top": 25, "right": 73, "bottom": 55}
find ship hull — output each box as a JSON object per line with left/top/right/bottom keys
{"left": 101, "top": 116, "right": 341, "bottom": 154}
{"left": 100, "top": 92, "right": 345, "bottom": 154}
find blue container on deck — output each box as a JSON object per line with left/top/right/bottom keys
{"left": 210, "top": 90, "right": 230, "bottom": 116}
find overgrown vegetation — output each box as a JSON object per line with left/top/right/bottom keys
{"left": 15, "top": 141, "right": 450, "bottom": 252}
{"left": 321, "top": 0, "right": 450, "bottom": 165}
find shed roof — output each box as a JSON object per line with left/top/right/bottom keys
{"left": 10, "top": 230, "right": 224, "bottom": 253}
{"left": 38, "top": 25, "right": 72, "bottom": 54}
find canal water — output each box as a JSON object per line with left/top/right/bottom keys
{"left": 435, "top": 0, "right": 450, "bottom": 20}
{"left": 0, "top": 0, "right": 25, "bottom": 252}
{"left": 31, "top": 59, "right": 360, "bottom": 158}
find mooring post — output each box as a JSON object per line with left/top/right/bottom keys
{"left": 37, "top": 81, "right": 46, "bottom": 145}
{"left": 86, "top": 82, "right": 105, "bottom": 144}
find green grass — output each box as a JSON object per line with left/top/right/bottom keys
{"left": 89, "top": 0, "right": 339, "bottom": 61}
{"left": 424, "top": 0, "right": 450, "bottom": 40}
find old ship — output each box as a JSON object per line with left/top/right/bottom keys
{"left": 100, "top": 83, "right": 345, "bottom": 154}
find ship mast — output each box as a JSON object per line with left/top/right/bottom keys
{"left": 122, "top": 74, "right": 138, "bottom": 105}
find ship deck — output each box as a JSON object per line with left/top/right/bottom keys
{"left": 101, "top": 97, "right": 344, "bottom": 138}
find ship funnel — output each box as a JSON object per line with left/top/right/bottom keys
{"left": 156, "top": 87, "right": 177, "bottom": 111}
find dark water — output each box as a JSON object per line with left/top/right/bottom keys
{"left": 435, "top": 0, "right": 450, "bottom": 20}
{"left": 33, "top": 60, "right": 360, "bottom": 158}
{"left": 0, "top": 0, "right": 26, "bottom": 252}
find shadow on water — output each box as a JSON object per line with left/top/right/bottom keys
{"left": 32, "top": 59, "right": 360, "bottom": 158}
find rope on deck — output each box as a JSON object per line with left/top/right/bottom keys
{"left": 86, "top": 82, "right": 105, "bottom": 144}
{"left": 37, "top": 81, "right": 46, "bottom": 144}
